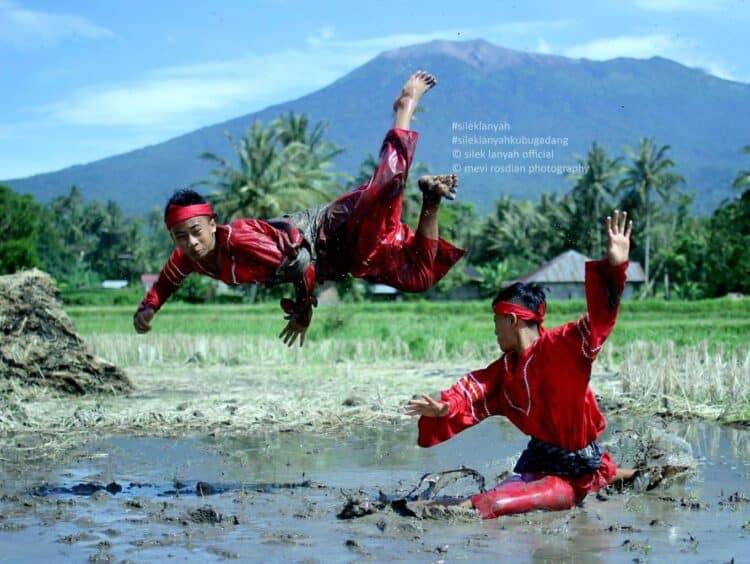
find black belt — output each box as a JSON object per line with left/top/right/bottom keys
{"left": 514, "top": 437, "right": 603, "bottom": 478}
{"left": 267, "top": 205, "right": 329, "bottom": 263}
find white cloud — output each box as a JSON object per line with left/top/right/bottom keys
{"left": 564, "top": 32, "right": 679, "bottom": 60}
{"left": 37, "top": 19, "right": 577, "bottom": 130}
{"left": 633, "top": 0, "right": 728, "bottom": 12}
{"left": 316, "top": 19, "right": 576, "bottom": 52}
{"left": 0, "top": 110, "right": 196, "bottom": 178}
{"left": 563, "top": 32, "right": 739, "bottom": 81}
{"left": 45, "top": 79, "right": 250, "bottom": 127}
{"left": 675, "top": 55, "right": 737, "bottom": 81}
{"left": 40, "top": 49, "right": 361, "bottom": 129}
{"left": 490, "top": 19, "right": 576, "bottom": 35}
{"left": 306, "top": 26, "right": 336, "bottom": 47}
{"left": 0, "top": 0, "right": 113, "bottom": 48}
{"left": 536, "top": 38, "right": 552, "bottom": 54}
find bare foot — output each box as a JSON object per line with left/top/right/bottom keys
{"left": 418, "top": 174, "right": 458, "bottom": 201}
{"left": 393, "top": 70, "right": 437, "bottom": 113}
{"left": 610, "top": 468, "right": 639, "bottom": 484}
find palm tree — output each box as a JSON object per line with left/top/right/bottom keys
{"left": 536, "top": 191, "right": 577, "bottom": 259}
{"left": 200, "top": 114, "right": 344, "bottom": 220}
{"left": 481, "top": 197, "right": 549, "bottom": 266}
{"left": 200, "top": 120, "right": 282, "bottom": 219}
{"left": 345, "top": 154, "right": 380, "bottom": 190}
{"left": 277, "top": 112, "right": 343, "bottom": 162}
{"left": 569, "top": 143, "right": 622, "bottom": 257}
{"left": 618, "top": 137, "right": 684, "bottom": 291}
{"left": 732, "top": 145, "right": 750, "bottom": 191}
{"left": 276, "top": 112, "right": 345, "bottom": 199}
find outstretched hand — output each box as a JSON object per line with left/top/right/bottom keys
{"left": 404, "top": 394, "right": 449, "bottom": 418}
{"left": 278, "top": 298, "right": 313, "bottom": 347}
{"left": 133, "top": 306, "right": 155, "bottom": 334}
{"left": 279, "top": 319, "right": 308, "bottom": 347}
{"left": 606, "top": 209, "right": 633, "bottom": 266}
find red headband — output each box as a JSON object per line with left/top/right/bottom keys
{"left": 493, "top": 301, "right": 546, "bottom": 333}
{"left": 164, "top": 203, "right": 215, "bottom": 229}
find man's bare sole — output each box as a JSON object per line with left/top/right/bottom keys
{"left": 393, "top": 70, "right": 437, "bottom": 113}
{"left": 418, "top": 174, "right": 458, "bottom": 201}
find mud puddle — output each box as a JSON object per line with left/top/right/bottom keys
{"left": 0, "top": 418, "right": 749, "bottom": 562}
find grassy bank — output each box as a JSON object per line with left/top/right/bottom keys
{"left": 67, "top": 298, "right": 750, "bottom": 354}
{"left": 4, "top": 298, "right": 743, "bottom": 441}
{"left": 3, "top": 343, "right": 747, "bottom": 441}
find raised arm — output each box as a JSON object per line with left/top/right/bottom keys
{"left": 583, "top": 210, "right": 633, "bottom": 354}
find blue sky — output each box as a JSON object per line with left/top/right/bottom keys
{"left": 1, "top": 0, "right": 748, "bottom": 179}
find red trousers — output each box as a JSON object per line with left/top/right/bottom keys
{"left": 470, "top": 474, "right": 581, "bottom": 520}
{"left": 322, "top": 128, "right": 463, "bottom": 292}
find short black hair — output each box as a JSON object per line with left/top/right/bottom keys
{"left": 492, "top": 282, "right": 547, "bottom": 319}
{"left": 164, "top": 189, "right": 206, "bottom": 221}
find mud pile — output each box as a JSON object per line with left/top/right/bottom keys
{"left": 0, "top": 269, "right": 131, "bottom": 395}
{"left": 604, "top": 426, "right": 697, "bottom": 490}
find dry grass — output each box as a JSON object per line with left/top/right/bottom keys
{"left": 84, "top": 334, "right": 496, "bottom": 367}
{"left": 618, "top": 341, "right": 750, "bottom": 420}
{"left": 2, "top": 335, "right": 747, "bottom": 468}
{"left": 80, "top": 334, "right": 750, "bottom": 425}
{"left": 0, "top": 360, "right": 479, "bottom": 437}
{"left": 0, "top": 269, "right": 131, "bottom": 395}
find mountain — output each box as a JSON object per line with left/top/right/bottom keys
{"left": 5, "top": 39, "right": 750, "bottom": 214}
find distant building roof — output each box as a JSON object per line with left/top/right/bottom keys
{"left": 102, "top": 280, "right": 128, "bottom": 289}
{"left": 370, "top": 284, "right": 399, "bottom": 294}
{"left": 625, "top": 261, "right": 646, "bottom": 282}
{"left": 518, "top": 250, "right": 646, "bottom": 283}
{"left": 140, "top": 274, "right": 159, "bottom": 285}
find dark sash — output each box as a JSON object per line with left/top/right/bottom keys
{"left": 514, "top": 437, "right": 603, "bottom": 478}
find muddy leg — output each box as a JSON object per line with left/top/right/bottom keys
{"left": 392, "top": 70, "right": 437, "bottom": 130}
{"left": 418, "top": 174, "right": 458, "bottom": 201}
{"left": 610, "top": 468, "right": 639, "bottom": 484}
{"left": 415, "top": 174, "right": 458, "bottom": 240}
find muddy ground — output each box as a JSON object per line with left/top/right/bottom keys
{"left": 1, "top": 363, "right": 749, "bottom": 562}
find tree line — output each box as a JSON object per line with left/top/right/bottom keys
{"left": 1, "top": 113, "right": 748, "bottom": 300}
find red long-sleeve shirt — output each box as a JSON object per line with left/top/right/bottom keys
{"left": 418, "top": 260, "right": 628, "bottom": 492}
{"left": 141, "top": 219, "right": 302, "bottom": 311}
{"left": 142, "top": 127, "right": 465, "bottom": 312}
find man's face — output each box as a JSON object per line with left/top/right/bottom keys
{"left": 170, "top": 215, "right": 216, "bottom": 261}
{"left": 494, "top": 313, "right": 516, "bottom": 353}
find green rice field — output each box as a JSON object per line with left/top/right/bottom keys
{"left": 67, "top": 298, "right": 750, "bottom": 354}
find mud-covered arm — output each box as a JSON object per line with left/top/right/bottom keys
{"left": 264, "top": 219, "right": 318, "bottom": 328}
{"left": 414, "top": 359, "right": 506, "bottom": 447}
{"left": 278, "top": 249, "right": 317, "bottom": 328}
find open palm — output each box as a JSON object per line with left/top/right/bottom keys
{"left": 606, "top": 210, "right": 633, "bottom": 266}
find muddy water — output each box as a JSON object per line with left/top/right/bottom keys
{"left": 0, "top": 418, "right": 748, "bottom": 562}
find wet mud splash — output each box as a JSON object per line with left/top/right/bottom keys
{"left": 605, "top": 426, "right": 698, "bottom": 490}
{"left": 338, "top": 467, "right": 485, "bottom": 521}
{"left": 0, "top": 418, "right": 748, "bottom": 562}
{"left": 30, "top": 479, "right": 314, "bottom": 498}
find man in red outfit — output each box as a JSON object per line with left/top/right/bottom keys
{"left": 405, "top": 210, "right": 636, "bottom": 519}
{"left": 133, "top": 71, "right": 464, "bottom": 346}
